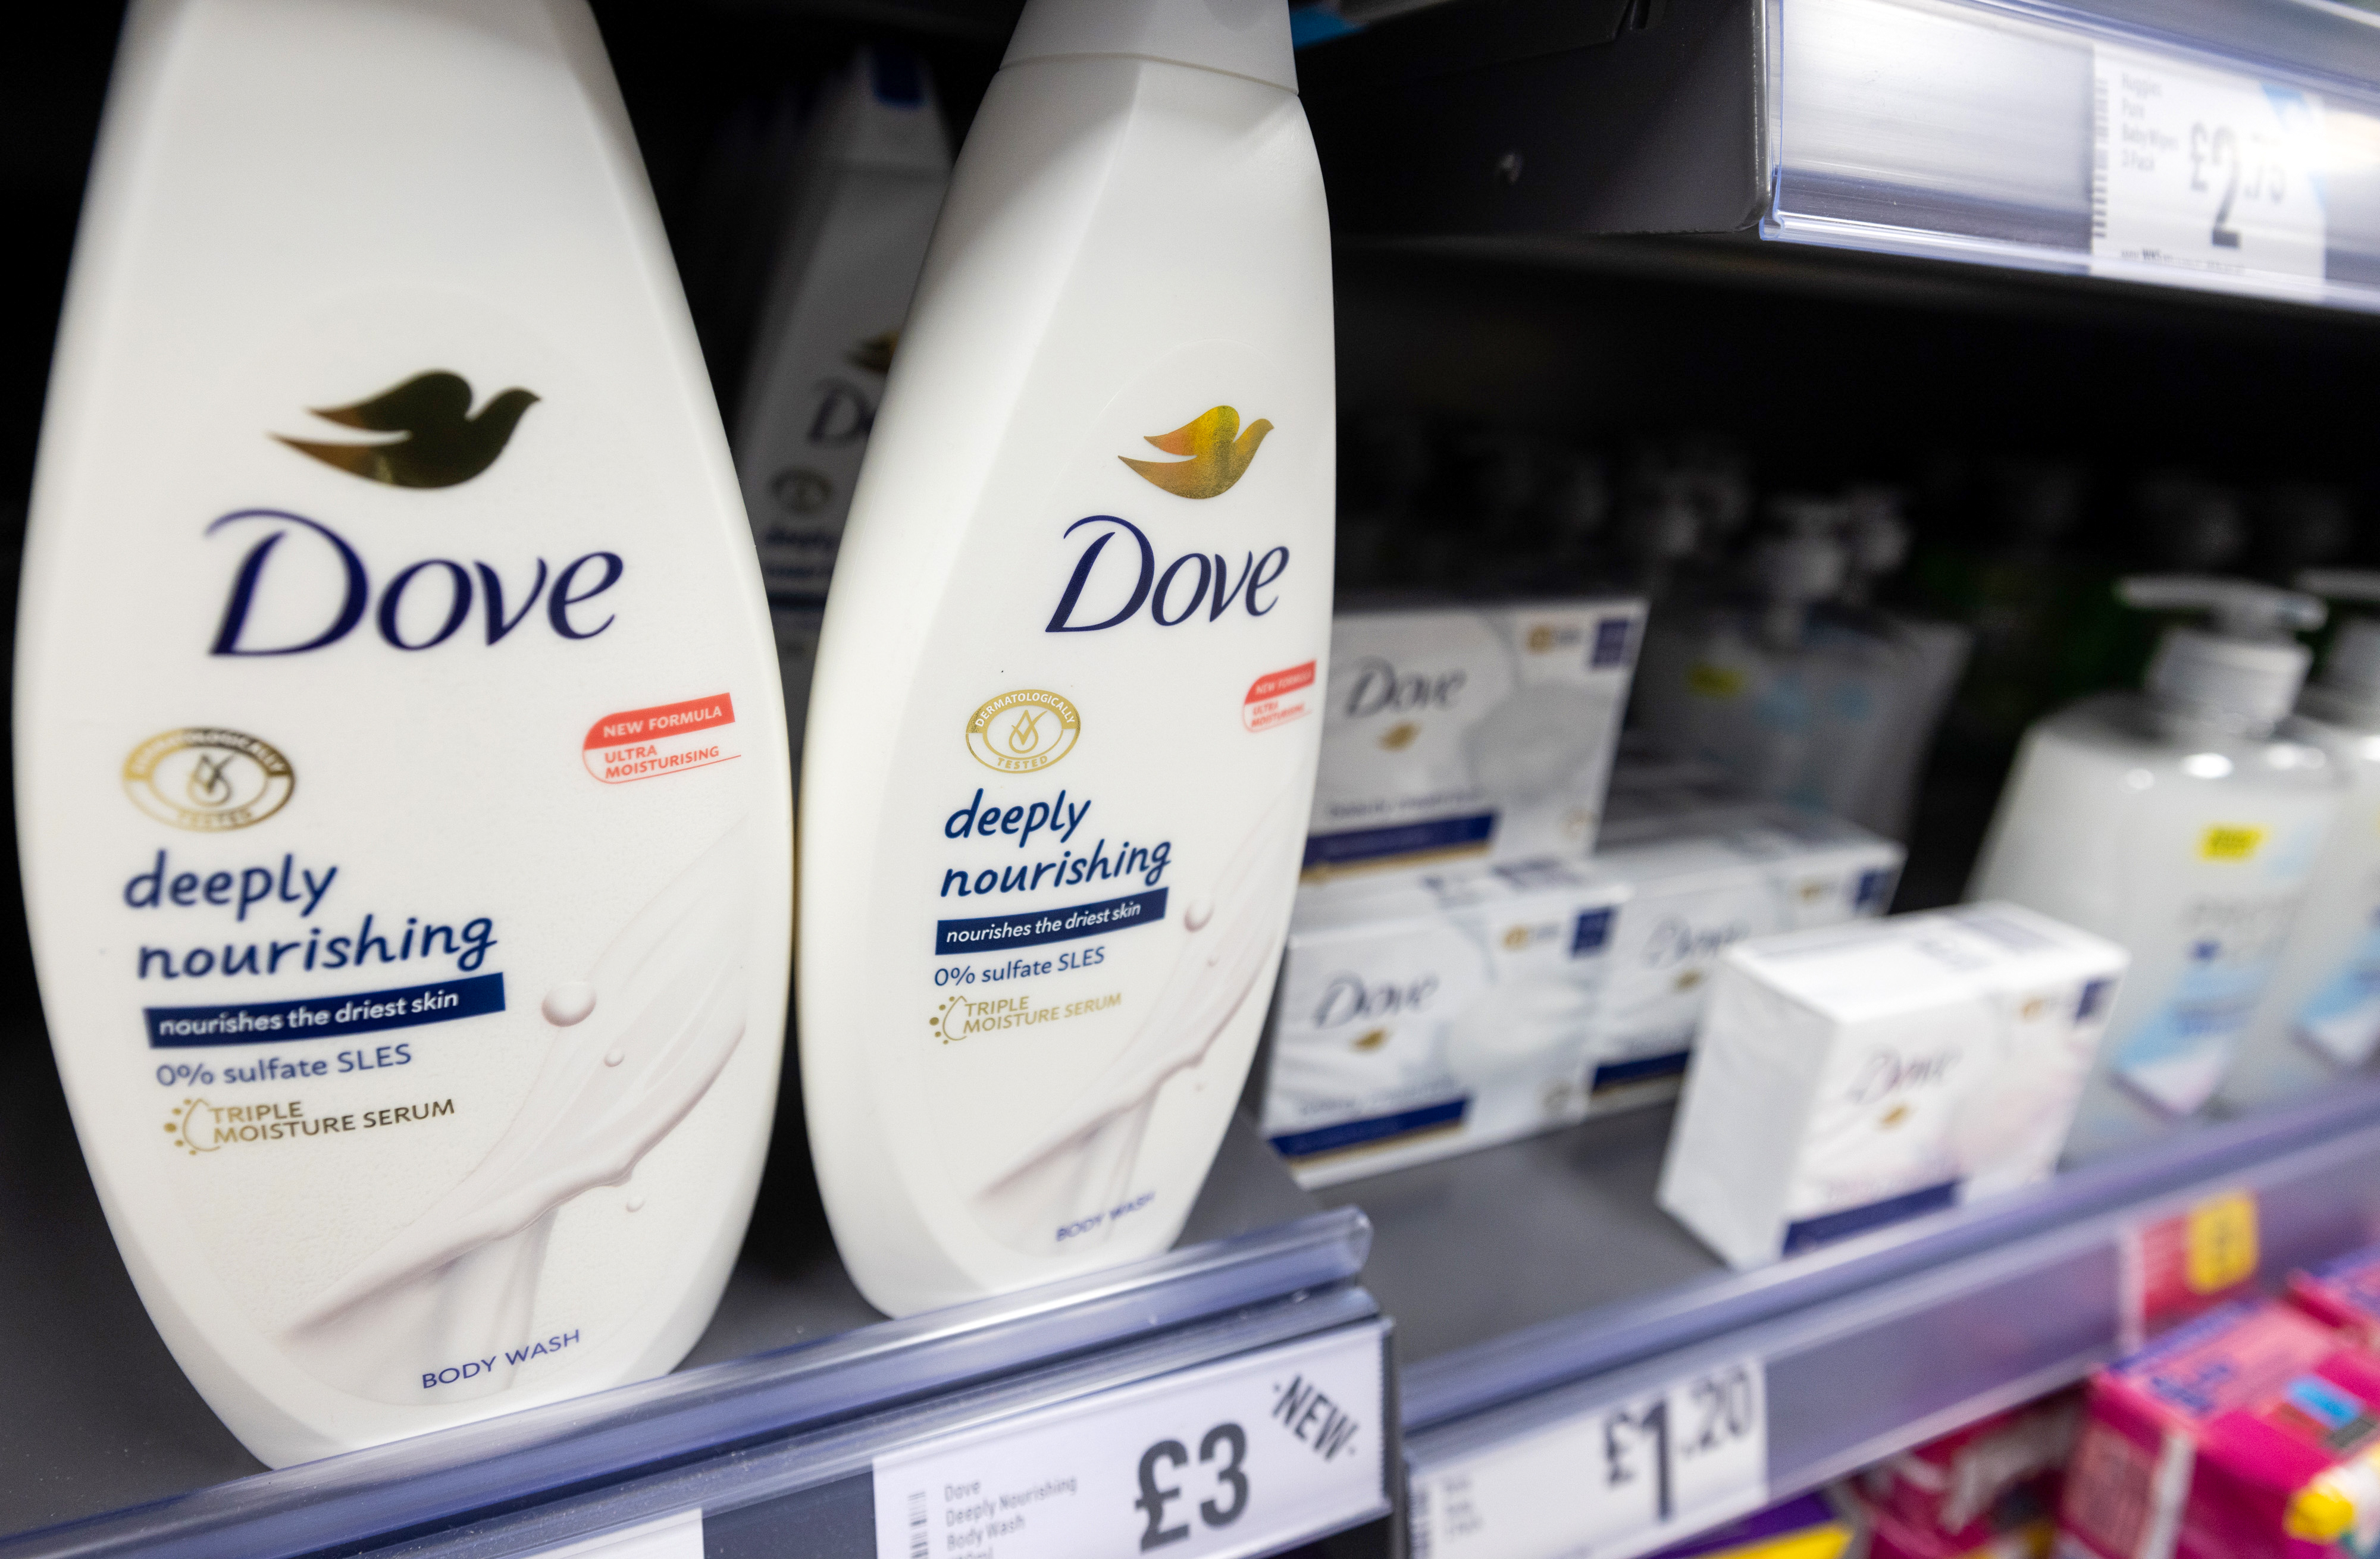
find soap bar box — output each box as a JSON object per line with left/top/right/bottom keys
{"left": 2058, "top": 1300, "right": 2380, "bottom": 1559}
{"left": 1659, "top": 903, "right": 2127, "bottom": 1269}
{"left": 1258, "top": 858, "right": 1629, "bottom": 1187}
{"left": 1586, "top": 797, "right": 1904, "bottom": 1109}
{"left": 1305, "top": 598, "right": 1645, "bottom": 878}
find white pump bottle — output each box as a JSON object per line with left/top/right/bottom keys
{"left": 17, "top": 0, "right": 791, "bottom": 1464}
{"left": 1968, "top": 578, "right": 2341, "bottom": 1160}
{"left": 2222, "top": 572, "right": 2380, "bottom": 1110}
{"left": 795, "top": 0, "right": 1334, "bottom": 1315}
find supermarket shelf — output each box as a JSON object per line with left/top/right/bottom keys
{"left": 0, "top": 1045, "right": 1383, "bottom": 1559}
{"left": 1338, "top": 1077, "right": 2380, "bottom": 1554}
{"left": 1301, "top": 0, "right": 2380, "bottom": 314}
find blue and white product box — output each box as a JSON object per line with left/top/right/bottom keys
{"left": 1584, "top": 799, "right": 1905, "bottom": 1108}
{"left": 1304, "top": 599, "right": 1646, "bottom": 877}
{"left": 1259, "top": 860, "right": 1630, "bottom": 1187}
{"left": 1658, "top": 903, "right": 2128, "bottom": 1270}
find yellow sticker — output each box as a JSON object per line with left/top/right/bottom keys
{"left": 2200, "top": 826, "right": 2265, "bottom": 860}
{"left": 1687, "top": 663, "right": 1745, "bottom": 699}
{"left": 2185, "top": 1191, "right": 2259, "bottom": 1294}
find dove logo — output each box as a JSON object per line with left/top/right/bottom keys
{"left": 273, "top": 371, "right": 537, "bottom": 489}
{"left": 1044, "top": 517, "right": 1290, "bottom": 634}
{"left": 1120, "top": 406, "right": 1273, "bottom": 500}
{"left": 205, "top": 510, "right": 624, "bottom": 655}
{"left": 1313, "top": 971, "right": 1439, "bottom": 1028}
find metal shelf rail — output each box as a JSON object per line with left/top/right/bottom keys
{"left": 0, "top": 1209, "right": 1389, "bottom": 1559}
{"left": 1770, "top": 0, "right": 2380, "bottom": 309}
{"left": 1402, "top": 1080, "right": 2380, "bottom": 1559}
{"left": 1301, "top": 0, "right": 2380, "bottom": 313}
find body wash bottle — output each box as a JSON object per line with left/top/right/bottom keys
{"left": 1968, "top": 579, "right": 2338, "bottom": 1160}
{"left": 17, "top": 0, "right": 792, "bottom": 1464}
{"left": 2224, "top": 573, "right": 2380, "bottom": 1111}
{"left": 797, "top": 0, "right": 1335, "bottom": 1315}
{"left": 733, "top": 48, "right": 950, "bottom": 758}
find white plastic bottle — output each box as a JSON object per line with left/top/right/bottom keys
{"left": 17, "top": 0, "right": 791, "bottom": 1465}
{"left": 1968, "top": 578, "right": 2340, "bottom": 1160}
{"left": 796, "top": 0, "right": 1334, "bottom": 1315}
{"left": 733, "top": 48, "right": 950, "bottom": 757}
{"left": 2224, "top": 572, "right": 2380, "bottom": 1111}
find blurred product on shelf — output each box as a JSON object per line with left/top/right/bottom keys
{"left": 1855, "top": 1392, "right": 2080, "bottom": 1559}
{"left": 1969, "top": 579, "right": 2342, "bottom": 1163}
{"left": 1912, "top": 459, "right": 2109, "bottom": 763}
{"left": 1258, "top": 858, "right": 1627, "bottom": 1185}
{"left": 2288, "top": 1241, "right": 2380, "bottom": 1351}
{"left": 2057, "top": 1300, "right": 2380, "bottom": 1559}
{"left": 1305, "top": 599, "right": 1645, "bottom": 877}
{"left": 731, "top": 46, "right": 950, "bottom": 762}
{"left": 794, "top": 0, "right": 1336, "bottom": 1316}
{"left": 2225, "top": 574, "right": 2380, "bottom": 1112}
{"left": 15, "top": 0, "right": 794, "bottom": 1466}
{"left": 1659, "top": 904, "right": 2127, "bottom": 1269}
{"left": 1646, "top": 1489, "right": 1861, "bottom": 1559}
{"left": 1587, "top": 796, "right": 1904, "bottom": 1112}
{"left": 1634, "top": 493, "right": 1970, "bottom": 843}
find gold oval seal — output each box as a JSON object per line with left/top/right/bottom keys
{"left": 123, "top": 729, "right": 295, "bottom": 831}
{"left": 965, "top": 690, "right": 1081, "bottom": 774}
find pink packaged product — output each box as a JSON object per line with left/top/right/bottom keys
{"left": 1859, "top": 1392, "right": 2078, "bottom": 1559}
{"left": 2290, "top": 1243, "right": 2380, "bottom": 1351}
{"left": 2056, "top": 1298, "right": 2380, "bottom": 1559}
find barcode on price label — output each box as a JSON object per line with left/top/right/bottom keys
{"left": 871, "top": 1322, "right": 1386, "bottom": 1559}
{"left": 1412, "top": 1357, "right": 1767, "bottom": 1559}
{"left": 2091, "top": 43, "right": 2326, "bottom": 287}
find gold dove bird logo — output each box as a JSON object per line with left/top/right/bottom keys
{"left": 1119, "top": 405, "right": 1274, "bottom": 500}
{"left": 273, "top": 371, "right": 539, "bottom": 488}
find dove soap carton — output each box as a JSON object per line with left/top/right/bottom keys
{"left": 1658, "top": 904, "right": 2125, "bottom": 1269}
{"left": 733, "top": 47, "right": 950, "bottom": 758}
{"left": 1258, "top": 858, "right": 1628, "bottom": 1187}
{"left": 1585, "top": 801, "right": 1903, "bottom": 1109}
{"left": 16, "top": 0, "right": 791, "bottom": 1464}
{"left": 1305, "top": 598, "right": 1646, "bottom": 878}
{"left": 796, "top": 0, "right": 1335, "bottom": 1314}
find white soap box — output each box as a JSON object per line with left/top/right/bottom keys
{"left": 1305, "top": 598, "right": 1645, "bottom": 878}
{"left": 1259, "top": 858, "right": 1630, "bottom": 1187}
{"left": 1658, "top": 902, "right": 2127, "bottom": 1269}
{"left": 1585, "top": 799, "right": 1903, "bottom": 1110}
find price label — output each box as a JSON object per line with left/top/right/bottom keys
{"left": 2120, "top": 1189, "right": 2260, "bottom": 1349}
{"left": 525, "top": 1511, "right": 702, "bottom": 1559}
{"left": 872, "top": 1323, "right": 1385, "bottom": 1559}
{"left": 1412, "top": 1357, "right": 1767, "bottom": 1559}
{"left": 2091, "top": 45, "right": 2326, "bottom": 286}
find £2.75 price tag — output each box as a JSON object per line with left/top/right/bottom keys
{"left": 2091, "top": 44, "right": 2326, "bottom": 288}
{"left": 872, "top": 1323, "right": 1385, "bottom": 1559}
{"left": 1413, "top": 1357, "right": 1767, "bottom": 1559}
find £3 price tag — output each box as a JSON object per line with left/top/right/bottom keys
{"left": 872, "top": 1323, "right": 1386, "bottom": 1559}
{"left": 1413, "top": 1357, "right": 1767, "bottom": 1559}
{"left": 2091, "top": 44, "right": 2326, "bottom": 288}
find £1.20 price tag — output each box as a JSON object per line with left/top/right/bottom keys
{"left": 872, "top": 1322, "right": 1386, "bottom": 1559}
{"left": 1412, "top": 1357, "right": 1767, "bottom": 1559}
{"left": 2091, "top": 44, "right": 2326, "bottom": 288}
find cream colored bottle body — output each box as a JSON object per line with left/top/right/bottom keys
{"left": 17, "top": 0, "right": 791, "bottom": 1464}
{"left": 797, "top": 2, "right": 1335, "bottom": 1315}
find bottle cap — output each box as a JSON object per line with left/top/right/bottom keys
{"left": 2121, "top": 575, "right": 2323, "bottom": 730}
{"left": 1844, "top": 487, "right": 1911, "bottom": 579}
{"left": 1004, "top": 0, "right": 1298, "bottom": 93}
{"left": 2298, "top": 570, "right": 2380, "bottom": 705}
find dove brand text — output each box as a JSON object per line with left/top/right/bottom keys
{"left": 1341, "top": 658, "right": 1465, "bottom": 718}
{"left": 1044, "top": 515, "right": 1288, "bottom": 633}
{"left": 205, "top": 510, "right": 625, "bottom": 655}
